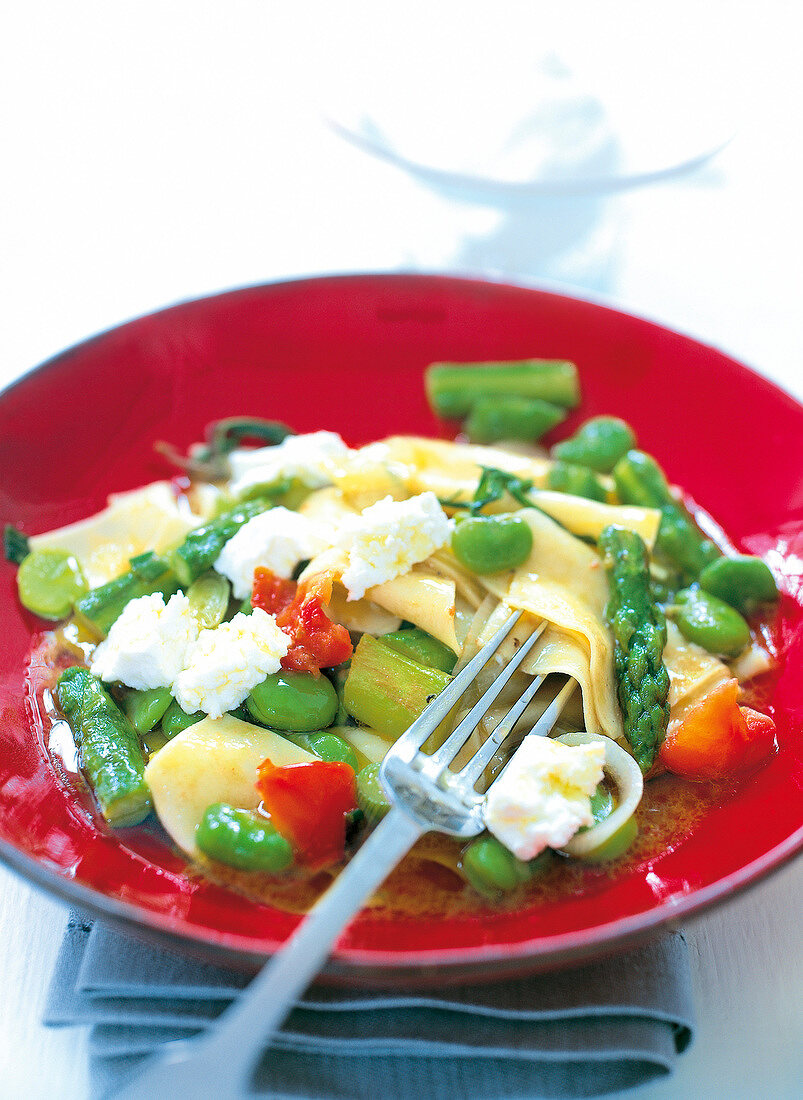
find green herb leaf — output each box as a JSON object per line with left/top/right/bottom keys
{"left": 155, "top": 418, "right": 295, "bottom": 481}
{"left": 4, "top": 524, "right": 29, "bottom": 565}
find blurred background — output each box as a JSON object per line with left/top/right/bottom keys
{"left": 1, "top": 1, "right": 801, "bottom": 392}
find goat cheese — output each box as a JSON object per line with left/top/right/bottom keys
{"left": 172, "top": 608, "right": 289, "bottom": 718}
{"left": 484, "top": 735, "right": 606, "bottom": 860}
{"left": 229, "top": 432, "right": 350, "bottom": 497}
{"left": 339, "top": 492, "right": 453, "bottom": 601}
{"left": 213, "top": 507, "right": 335, "bottom": 598}
{"left": 90, "top": 592, "right": 199, "bottom": 690}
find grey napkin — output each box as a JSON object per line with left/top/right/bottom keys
{"left": 45, "top": 911, "right": 693, "bottom": 1099}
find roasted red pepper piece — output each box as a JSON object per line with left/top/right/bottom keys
{"left": 252, "top": 569, "right": 352, "bottom": 673}
{"left": 658, "top": 678, "right": 776, "bottom": 780}
{"left": 256, "top": 758, "right": 357, "bottom": 865}
{"left": 251, "top": 568, "right": 297, "bottom": 617}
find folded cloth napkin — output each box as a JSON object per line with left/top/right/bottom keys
{"left": 45, "top": 911, "right": 693, "bottom": 1099}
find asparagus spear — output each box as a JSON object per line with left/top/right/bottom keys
{"left": 465, "top": 395, "right": 566, "bottom": 444}
{"left": 56, "top": 666, "right": 151, "bottom": 826}
{"left": 74, "top": 553, "right": 180, "bottom": 635}
{"left": 169, "top": 498, "right": 269, "bottom": 587}
{"left": 599, "top": 525, "right": 670, "bottom": 774}
{"left": 425, "top": 359, "right": 580, "bottom": 419}
{"left": 613, "top": 450, "right": 720, "bottom": 582}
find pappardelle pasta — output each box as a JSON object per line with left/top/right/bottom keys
{"left": 8, "top": 359, "right": 780, "bottom": 902}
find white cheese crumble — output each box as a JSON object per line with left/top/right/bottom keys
{"left": 213, "top": 507, "right": 336, "bottom": 599}
{"left": 171, "top": 608, "right": 289, "bottom": 719}
{"left": 229, "top": 432, "right": 350, "bottom": 497}
{"left": 90, "top": 592, "right": 199, "bottom": 691}
{"left": 339, "top": 491, "right": 453, "bottom": 601}
{"left": 484, "top": 736, "right": 606, "bottom": 860}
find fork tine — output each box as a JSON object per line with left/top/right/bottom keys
{"left": 456, "top": 675, "right": 546, "bottom": 788}
{"left": 390, "top": 608, "right": 523, "bottom": 763}
{"left": 525, "top": 677, "right": 577, "bottom": 741}
{"left": 458, "top": 674, "right": 577, "bottom": 790}
{"left": 419, "top": 620, "right": 548, "bottom": 777}
{"left": 480, "top": 677, "right": 579, "bottom": 788}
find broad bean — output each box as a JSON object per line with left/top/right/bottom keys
{"left": 451, "top": 514, "right": 533, "bottom": 574}
{"left": 246, "top": 671, "right": 338, "bottom": 732}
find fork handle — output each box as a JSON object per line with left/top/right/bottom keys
{"left": 114, "top": 807, "right": 424, "bottom": 1099}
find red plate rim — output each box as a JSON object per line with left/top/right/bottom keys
{"left": 1, "top": 271, "right": 801, "bottom": 982}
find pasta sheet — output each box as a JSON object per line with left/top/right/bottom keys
{"left": 477, "top": 508, "right": 624, "bottom": 742}
{"left": 379, "top": 436, "right": 660, "bottom": 547}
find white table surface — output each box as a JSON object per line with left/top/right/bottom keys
{"left": 1, "top": 4, "right": 801, "bottom": 1098}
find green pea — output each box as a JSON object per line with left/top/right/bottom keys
{"left": 546, "top": 461, "right": 607, "bottom": 502}
{"left": 552, "top": 416, "right": 637, "bottom": 473}
{"left": 17, "top": 548, "right": 88, "bottom": 620}
{"left": 307, "top": 732, "right": 359, "bottom": 772}
{"left": 123, "top": 687, "right": 173, "bottom": 734}
{"left": 246, "top": 671, "right": 338, "bottom": 732}
{"left": 355, "top": 762, "right": 391, "bottom": 824}
{"left": 196, "top": 802, "right": 293, "bottom": 872}
{"left": 161, "top": 699, "right": 204, "bottom": 739}
{"left": 460, "top": 835, "right": 551, "bottom": 895}
{"left": 699, "top": 555, "right": 778, "bottom": 613}
{"left": 674, "top": 587, "right": 751, "bottom": 657}
{"left": 451, "top": 514, "right": 533, "bottom": 575}
{"left": 380, "top": 628, "right": 457, "bottom": 673}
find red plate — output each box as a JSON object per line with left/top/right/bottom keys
{"left": 1, "top": 274, "right": 802, "bottom": 983}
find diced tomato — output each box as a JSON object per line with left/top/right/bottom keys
{"left": 658, "top": 678, "right": 776, "bottom": 781}
{"left": 252, "top": 569, "right": 353, "bottom": 673}
{"left": 251, "top": 568, "right": 297, "bottom": 617}
{"left": 256, "top": 758, "right": 357, "bottom": 865}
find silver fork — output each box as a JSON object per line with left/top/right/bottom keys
{"left": 115, "top": 609, "right": 576, "bottom": 1099}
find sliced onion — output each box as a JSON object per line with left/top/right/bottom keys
{"left": 555, "top": 732, "right": 643, "bottom": 858}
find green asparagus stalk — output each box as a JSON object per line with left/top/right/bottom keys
{"left": 169, "top": 498, "right": 269, "bottom": 587}
{"left": 74, "top": 553, "right": 180, "bottom": 635}
{"left": 56, "top": 666, "right": 151, "bottom": 826}
{"left": 355, "top": 762, "right": 392, "bottom": 824}
{"left": 465, "top": 396, "right": 566, "bottom": 444}
{"left": 612, "top": 450, "right": 720, "bottom": 581}
{"left": 599, "top": 524, "right": 670, "bottom": 774}
{"left": 425, "top": 359, "right": 580, "bottom": 419}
